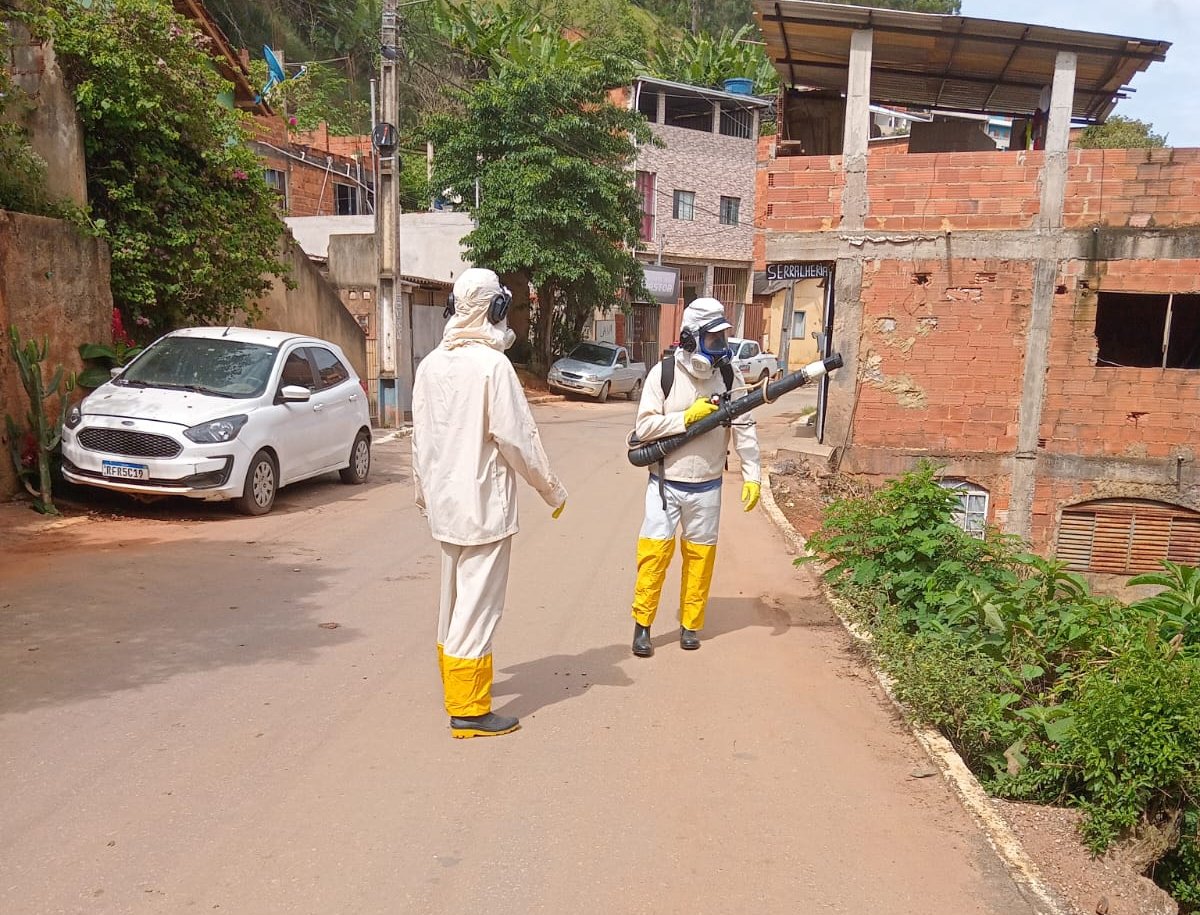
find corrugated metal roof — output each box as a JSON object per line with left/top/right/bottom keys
{"left": 754, "top": 0, "right": 1169, "bottom": 123}
{"left": 634, "top": 75, "right": 775, "bottom": 108}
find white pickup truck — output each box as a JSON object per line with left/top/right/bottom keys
{"left": 729, "top": 337, "right": 779, "bottom": 383}
{"left": 547, "top": 342, "right": 648, "bottom": 403}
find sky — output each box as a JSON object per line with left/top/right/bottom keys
{"left": 961, "top": 0, "right": 1200, "bottom": 146}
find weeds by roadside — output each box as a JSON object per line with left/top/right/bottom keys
{"left": 801, "top": 462, "right": 1200, "bottom": 909}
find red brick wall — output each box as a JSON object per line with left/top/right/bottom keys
{"left": 853, "top": 258, "right": 1030, "bottom": 455}
{"left": 865, "top": 150, "right": 1044, "bottom": 232}
{"left": 1042, "top": 258, "right": 1200, "bottom": 460}
{"left": 757, "top": 148, "right": 1047, "bottom": 245}
{"left": 1064, "top": 148, "right": 1200, "bottom": 229}
{"left": 756, "top": 153, "right": 844, "bottom": 235}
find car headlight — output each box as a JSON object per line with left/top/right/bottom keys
{"left": 184, "top": 414, "right": 248, "bottom": 444}
{"left": 64, "top": 403, "right": 83, "bottom": 429}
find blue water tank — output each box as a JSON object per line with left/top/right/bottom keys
{"left": 723, "top": 77, "right": 754, "bottom": 95}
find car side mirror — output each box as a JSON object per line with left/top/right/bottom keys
{"left": 279, "top": 384, "right": 311, "bottom": 403}
{"left": 110, "top": 366, "right": 123, "bottom": 379}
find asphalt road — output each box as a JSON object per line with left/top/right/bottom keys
{"left": 0, "top": 396, "right": 1036, "bottom": 914}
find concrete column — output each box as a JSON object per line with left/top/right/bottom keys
{"left": 656, "top": 90, "right": 666, "bottom": 126}
{"left": 840, "top": 29, "right": 873, "bottom": 231}
{"left": 1008, "top": 50, "right": 1077, "bottom": 541}
{"left": 1039, "top": 51, "right": 1077, "bottom": 231}
{"left": 712, "top": 101, "right": 722, "bottom": 135}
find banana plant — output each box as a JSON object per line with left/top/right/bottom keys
{"left": 5, "top": 325, "right": 76, "bottom": 514}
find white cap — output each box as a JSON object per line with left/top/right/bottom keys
{"left": 682, "top": 297, "right": 732, "bottom": 333}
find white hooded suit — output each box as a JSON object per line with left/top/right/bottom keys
{"left": 412, "top": 268, "right": 567, "bottom": 718}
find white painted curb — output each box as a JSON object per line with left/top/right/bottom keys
{"left": 762, "top": 467, "right": 1076, "bottom": 915}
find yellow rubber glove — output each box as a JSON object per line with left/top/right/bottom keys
{"left": 741, "top": 481, "right": 761, "bottom": 513}
{"left": 552, "top": 501, "right": 566, "bottom": 519}
{"left": 683, "top": 397, "right": 719, "bottom": 427}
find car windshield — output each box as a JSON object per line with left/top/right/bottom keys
{"left": 568, "top": 344, "right": 615, "bottom": 366}
{"left": 118, "top": 336, "right": 278, "bottom": 399}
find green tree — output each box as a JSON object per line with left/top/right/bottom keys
{"left": 425, "top": 29, "right": 650, "bottom": 372}
{"left": 248, "top": 59, "right": 370, "bottom": 135}
{"left": 649, "top": 24, "right": 778, "bottom": 94}
{"left": 1079, "top": 115, "right": 1167, "bottom": 150}
{"left": 41, "top": 0, "right": 290, "bottom": 335}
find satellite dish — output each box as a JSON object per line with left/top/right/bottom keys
{"left": 264, "top": 46, "right": 286, "bottom": 84}
{"left": 254, "top": 46, "right": 309, "bottom": 104}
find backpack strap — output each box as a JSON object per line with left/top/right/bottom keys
{"left": 720, "top": 362, "right": 734, "bottom": 393}
{"left": 660, "top": 353, "right": 675, "bottom": 399}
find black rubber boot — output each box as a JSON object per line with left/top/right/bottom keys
{"left": 632, "top": 623, "right": 653, "bottom": 657}
{"left": 680, "top": 627, "right": 700, "bottom": 650}
{"left": 449, "top": 711, "right": 520, "bottom": 739}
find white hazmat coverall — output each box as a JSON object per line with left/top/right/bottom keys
{"left": 412, "top": 270, "right": 567, "bottom": 719}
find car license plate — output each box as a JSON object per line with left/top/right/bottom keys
{"left": 102, "top": 460, "right": 149, "bottom": 481}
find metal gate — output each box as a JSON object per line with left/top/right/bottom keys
{"left": 629, "top": 304, "right": 660, "bottom": 368}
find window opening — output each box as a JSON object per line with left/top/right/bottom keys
{"left": 664, "top": 94, "right": 713, "bottom": 132}
{"left": 1057, "top": 500, "right": 1200, "bottom": 574}
{"left": 720, "top": 107, "right": 753, "bottom": 139}
{"left": 334, "top": 183, "right": 359, "bottom": 216}
{"left": 1096, "top": 292, "right": 1200, "bottom": 369}
{"left": 673, "top": 190, "right": 695, "bottom": 221}
{"left": 719, "top": 196, "right": 741, "bottom": 226}
{"left": 939, "top": 479, "right": 989, "bottom": 538}
{"left": 636, "top": 171, "right": 656, "bottom": 242}
{"left": 637, "top": 87, "right": 658, "bottom": 121}
{"left": 791, "top": 310, "right": 807, "bottom": 340}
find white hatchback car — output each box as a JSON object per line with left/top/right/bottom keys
{"left": 61, "top": 327, "right": 372, "bottom": 515}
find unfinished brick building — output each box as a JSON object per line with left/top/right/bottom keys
{"left": 754, "top": 0, "right": 1200, "bottom": 575}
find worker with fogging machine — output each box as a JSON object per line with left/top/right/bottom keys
{"left": 624, "top": 298, "right": 761, "bottom": 656}
{"left": 625, "top": 298, "right": 844, "bottom": 656}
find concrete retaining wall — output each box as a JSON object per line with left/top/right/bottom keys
{"left": 0, "top": 211, "right": 111, "bottom": 500}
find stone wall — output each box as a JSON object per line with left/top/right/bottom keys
{"left": 0, "top": 212, "right": 111, "bottom": 500}
{"left": 6, "top": 30, "right": 87, "bottom": 207}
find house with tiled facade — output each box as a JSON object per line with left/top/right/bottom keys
{"left": 604, "top": 77, "right": 772, "bottom": 368}
{"left": 753, "top": 0, "right": 1200, "bottom": 577}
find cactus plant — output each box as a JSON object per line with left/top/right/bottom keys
{"left": 5, "top": 325, "right": 76, "bottom": 514}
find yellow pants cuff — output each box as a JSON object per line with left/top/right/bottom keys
{"left": 632, "top": 537, "right": 675, "bottom": 627}
{"left": 680, "top": 540, "right": 717, "bottom": 631}
{"left": 442, "top": 653, "right": 493, "bottom": 717}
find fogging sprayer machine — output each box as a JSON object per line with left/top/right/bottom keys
{"left": 626, "top": 354, "right": 845, "bottom": 468}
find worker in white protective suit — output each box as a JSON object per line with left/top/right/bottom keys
{"left": 628, "top": 297, "right": 760, "bottom": 657}
{"left": 412, "top": 268, "right": 568, "bottom": 738}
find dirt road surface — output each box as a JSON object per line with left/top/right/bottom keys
{"left": 0, "top": 398, "right": 1036, "bottom": 914}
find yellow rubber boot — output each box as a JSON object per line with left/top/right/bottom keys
{"left": 442, "top": 653, "right": 493, "bottom": 718}
{"left": 632, "top": 537, "right": 675, "bottom": 627}
{"left": 679, "top": 540, "right": 717, "bottom": 632}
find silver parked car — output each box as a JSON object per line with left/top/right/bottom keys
{"left": 547, "top": 342, "right": 647, "bottom": 403}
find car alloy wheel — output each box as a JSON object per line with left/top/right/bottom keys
{"left": 235, "top": 450, "right": 277, "bottom": 516}
{"left": 340, "top": 431, "right": 371, "bottom": 484}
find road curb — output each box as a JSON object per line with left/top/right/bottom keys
{"left": 527, "top": 394, "right": 566, "bottom": 405}
{"left": 761, "top": 466, "right": 1076, "bottom": 915}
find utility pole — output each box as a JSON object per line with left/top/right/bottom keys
{"left": 374, "top": 0, "right": 402, "bottom": 426}
{"left": 690, "top": 0, "right": 700, "bottom": 35}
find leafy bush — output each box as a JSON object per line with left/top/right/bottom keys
{"left": 35, "top": 0, "right": 290, "bottom": 334}
{"left": 802, "top": 462, "right": 1200, "bottom": 906}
